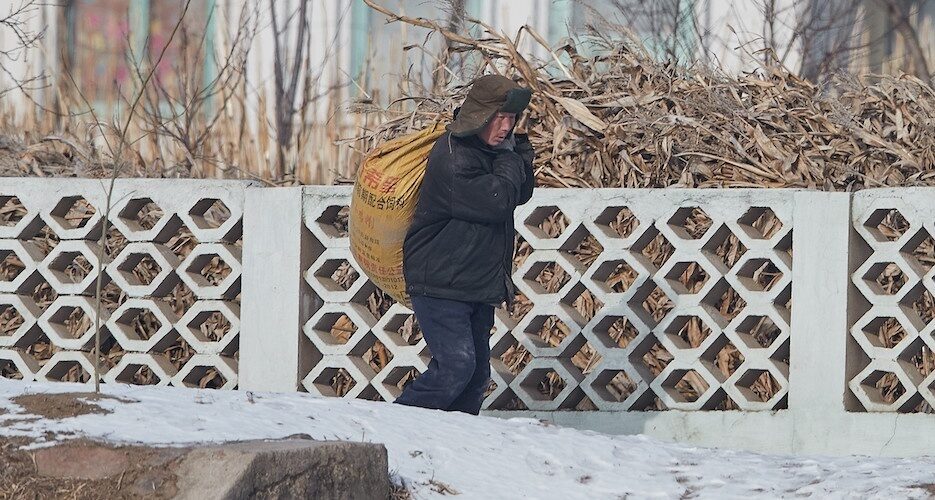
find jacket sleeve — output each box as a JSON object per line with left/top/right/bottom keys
{"left": 450, "top": 150, "right": 526, "bottom": 224}
{"left": 515, "top": 134, "right": 536, "bottom": 205}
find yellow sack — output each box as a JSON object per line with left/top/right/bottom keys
{"left": 349, "top": 122, "right": 446, "bottom": 308}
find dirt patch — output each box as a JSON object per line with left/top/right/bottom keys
{"left": 911, "top": 483, "right": 935, "bottom": 496}
{"left": 0, "top": 437, "right": 183, "bottom": 499}
{"left": 10, "top": 393, "right": 130, "bottom": 419}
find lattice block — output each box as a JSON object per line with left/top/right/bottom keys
{"left": 106, "top": 242, "right": 181, "bottom": 297}
{"left": 179, "top": 196, "right": 243, "bottom": 243}
{"left": 0, "top": 195, "right": 44, "bottom": 239}
{"left": 35, "top": 351, "right": 102, "bottom": 385}
{"left": 37, "top": 295, "right": 110, "bottom": 351}
{"left": 111, "top": 196, "right": 183, "bottom": 243}
{"left": 304, "top": 249, "right": 369, "bottom": 303}
{"left": 0, "top": 294, "right": 42, "bottom": 348}
{"left": 40, "top": 194, "right": 106, "bottom": 240}
{"left": 0, "top": 348, "right": 40, "bottom": 381}
{"left": 301, "top": 357, "right": 374, "bottom": 398}
{"left": 370, "top": 357, "right": 428, "bottom": 401}
{"left": 106, "top": 298, "right": 180, "bottom": 352}
{"left": 651, "top": 359, "right": 728, "bottom": 411}
{"left": 303, "top": 302, "right": 377, "bottom": 356}
{"left": 510, "top": 357, "right": 585, "bottom": 411}
{"left": 37, "top": 240, "right": 107, "bottom": 295}
{"left": 104, "top": 353, "right": 176, "bottom": 386}
{"left": 176, "top": 300, "right": 240, "bottom": 355}
{"left": 172, "top": 354, "right": 238, "bottom": 389}
{"left": 0, "top": 240, "right": 43, "bottom": 294}
{"left": 177, "top": 243, "right": 242, "bottom": 299}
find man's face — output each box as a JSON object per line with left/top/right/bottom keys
{"left": 477, "top": 112, "right": 517, "bottom": 147}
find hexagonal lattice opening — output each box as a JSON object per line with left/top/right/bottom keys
{"left": 111, "top": 363, "right": 163, "bottom": 385}
{"left": 117, "top": 253, "right": 162, "bottom": 286}
{"left": 565, "top": 230, "right": 604, "bottom": 269}
{"left": 361, "top": 340, "right": 394, "bottom": 374}
{"left": 49, "top": 306, "right": 92, "bottom": 339}
{"left": 858, "top": 370, "right": 906, "bottom": 405}
{"left": 635, "top": 229, "right": 675, "bottom": 271}
{"left": 736, "top": 370, "right": 781, "bottom": 403}
{"left": 168, "top": 224, "right": 199, "bottom": 261}
{"left": 736, "top": 258, "right": 784, "bottom": 292}
{"left": 520, "top": 368, "right": 567, "bottom": 401}
{"left": 595, "top": 206, "right": 639, "bottom": 239}
{"left": 902, "top": 228, "right": 935, "bottom": 273}
{"left": 186, "top": 253, "right": 233, "bottom": 286}
{"left": 48, "top": 251, "right": 94, "bottom": 284}
{"left": 664, "top": 315, "right": 713, "bottom": 350}
{"left": 189, "top": 198, "right": 231, "bottom": 230}
{"left": 592, "top": 259, "right": 638, "bottom": 293}
{"left": 713, "top": 341, "right": 744, "bottom": 377}
{"left": 314, "top": 259, "right": 361, "bottom": 292}
{"left": 0, "top": 303, "right": 25, "bottom": 338}
{"left": 382, "top": 365, "right": 420, "bottom": 394}
{"left": 382, "top": 314, "right": 422, "bottom": 346}
{"left": 103, "top": 226, "right": 128, "bottom": 260}
{"left": 0, "top": 250, "right": 25, "bottom": 282}
{"left": 570, "top": 341, "right": 601, "bottom": 375}
{"left": 864, "top": 208, "right": 909, "bottom": 242}
{"left": 51, "top": 196, "right": 96, "bottom": 229}
{"left": 359, "top": 288, "right": 394, "bottom": 320}
{"left": 525, "top": 206, "right": 569, "bottom": 239}
{"left": 906, "top": 285, "right": 935, "bottom": 326}
{"left": 316, "top": 205, "right": 350, "bottom": 238}
{"left": 668, "top": 369, "right": 710, "bottom": 403}
{"left": 118, "top": 198, "right": 166, "bottom": 231}
{"left": 593, "top": 315, "right": 639, "bottom": 349}
{"left": 525, "top": 261, "right": 571, "bottom": 294}
{"left": 42, "top": 360, "right": 91, "bottom": 383}
{"left": 706, "top": 280, "right": 747, "bottom": 321}
{"left": 179, "top": 364, "right": 228, "bottom": 389}
{"left": 667, "top": 207, "right": 713, "bottom": 240}
{"left": 594, "top": 370, "right": 638, "bottom": 402}
{"left": 0, "top": 358, "right": 26, "bottom": 380}
{"left": 860, "top": 316, "right": 908, "bottom": 349}
{"left": 313, "top": 313, "right": 360, "bottom": 345}
{"left": 115, "top": 307, "right": 163, "bottom": 341}
{"left": 561, "top": 282, "right": 604, "bottom": 322}
{"left": 497, "top": 339, "right": 531, "bottom": 376}
{"left": 736, "top": 315, "right": 783, "bottom": 348}
{"left": 738, "top": 207, "right": 783, "bottom": 239}
{"left": 525, "top": 315, "right": 571, "bottom": 348}
{"left": 0, "top": 196, "right": 27, "bottom": 227}
{"left": 664, "top": 261, "right": 709, "bottom": 295}
{"left": 507, "top": 291, "right": 533, "bottom": 323}
{"left": 639, "top": 285, "right": 674, "bottom": 325}
{"left": 312, "top": 367, "right": 356, "bottom": 397}
{"left": 703, "top": 224, "right": 747, "bottom": 270}
{"left": 194, "top": 311, "right": 233, "bottom": 342}
{"left": 862, "top": 262, "right": 907, "bottom": 295}
{"left": 632, "top": 339, "right": 673, "bottom": 379}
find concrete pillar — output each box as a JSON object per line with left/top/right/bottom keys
{"left": 240, "top": 187, "right": 316, "bottom": 392}
{"left": 788, "top": 191, "right": 854, "bottom": 450}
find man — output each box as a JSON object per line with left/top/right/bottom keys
{"left": 395, "top": 75, "right": 536, "bottom": 415}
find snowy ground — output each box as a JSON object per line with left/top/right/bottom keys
{"left": 1, "top": 380, "right": 934, "bottom": 499}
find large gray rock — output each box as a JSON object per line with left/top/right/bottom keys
{"left": 173, "top": 439, "right": 389, "bottom": 500}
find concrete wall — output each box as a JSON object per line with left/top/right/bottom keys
{"left": 5, "top": 179, "right": 935, "bottom": 457}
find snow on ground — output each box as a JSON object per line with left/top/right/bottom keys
{"left": 1, "top": 379, "right": 934, "bottom": 500}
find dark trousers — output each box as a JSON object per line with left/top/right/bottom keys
{"left": 394, "top": 295, "right": 493, "bottom": 415}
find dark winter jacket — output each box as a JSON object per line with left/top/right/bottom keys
{"left": 403, "top": 132, "right": 535, "bottom": 305}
